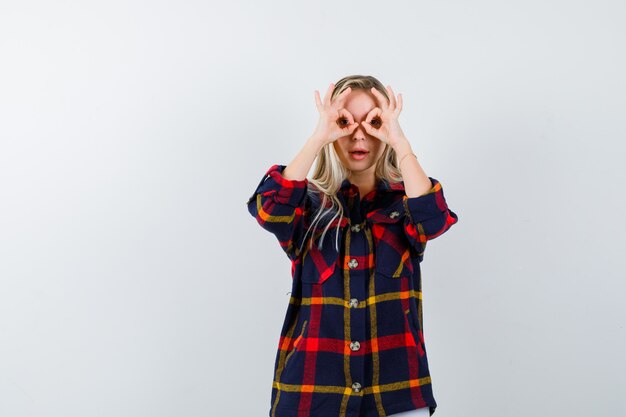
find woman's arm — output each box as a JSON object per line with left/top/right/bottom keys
{"left": 281, "top": 134, "right": 326, "bottom": 181}
{"left": 246, "top": 84, "right": 359, "bottom": 261}
{"left": 246, "top": 142, "right": 318, "bottom": 262}
{"left": 284, "top": 83, "right": 360, "bottom": 180}
{"left": 394, "top": 138, "right": 459, "bottom": 253}
{"left": 393, "top": 139, "right": 433, "bottom": 198}
{"left": 357, "top": 84, "right": 458, "bottom": 257}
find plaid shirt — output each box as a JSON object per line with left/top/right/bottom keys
{"left": 246, "top": 164, "right": 459, "bottom": 417}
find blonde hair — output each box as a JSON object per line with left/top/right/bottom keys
{"left": 298, "top": 75, "right": 405, "bottom": 255}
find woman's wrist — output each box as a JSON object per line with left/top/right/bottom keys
{"left": 307, "top": 133, "right": 329, "bottom": 153}
{"left": 393, "top": 138, "right": 413, "bottom": 160}
{"left": 399, "top": 152, "right": 418, "bottom": 167}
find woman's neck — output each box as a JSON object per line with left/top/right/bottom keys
{"left": 348, "top": 173, "right": 376, "bottom": 197}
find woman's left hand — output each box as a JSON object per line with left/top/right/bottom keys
{"left": 360, "top": 85, "right": 407, "bottom": 148}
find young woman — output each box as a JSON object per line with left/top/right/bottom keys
{"left": 247, "top": 75, "right": 459, "bottom": 417}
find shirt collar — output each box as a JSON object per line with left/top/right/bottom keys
{"left": 339, "top": 177, "right": 405, "bottom": 198}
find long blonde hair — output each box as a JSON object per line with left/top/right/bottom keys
{"left": 298, "top": 75, "right": 405, "bottom": 255}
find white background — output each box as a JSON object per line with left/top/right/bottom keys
{"left": 1, "top": 1, "right": 625, "bottom": 416}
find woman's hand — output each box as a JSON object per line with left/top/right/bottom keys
{"left": 360, "top": 85, "right": 407, "bottom": 148}
{"left": 312, "top": 83, "right": 360, "bottom": 146}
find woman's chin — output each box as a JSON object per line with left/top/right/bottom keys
{"left": 347, "top": 161, "right": 374, "bottom": 172}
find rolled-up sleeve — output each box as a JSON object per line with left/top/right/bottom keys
{"left": 401, "top": 177, "right": 459, "bottom": 258}
{"left": 246, "top": 164, "right": 309, "bottom": 261}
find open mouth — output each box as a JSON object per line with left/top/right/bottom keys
{"left": 349, "top": 150, "right": 369, "bottom": 160}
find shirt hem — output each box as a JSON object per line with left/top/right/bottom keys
{"left": 271, "top": 398, "right": 437, "bottom": 417}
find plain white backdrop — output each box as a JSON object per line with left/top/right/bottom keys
{"left": 1, "top": 1, "right": 625, "bottom": 416}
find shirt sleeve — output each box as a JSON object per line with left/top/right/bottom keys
{"left": 246, "top": 164, "right": 309, "bottom": 261}
{"left": 401, "top": 177, "right": 459, "bottom": 258}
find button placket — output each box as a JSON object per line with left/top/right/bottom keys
{"left": 345, "top": 208, "right": 366, "bottom": 399}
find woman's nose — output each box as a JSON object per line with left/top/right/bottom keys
{"left": 352, "top": 123, "right": 366, "bottom": 140}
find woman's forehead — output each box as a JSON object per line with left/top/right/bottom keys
{"left": 344, "top": 90, "right": 377, "bottom": 117}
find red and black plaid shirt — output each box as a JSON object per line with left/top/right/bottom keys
{"left": 247, "top": 164, "right": 459, "bottom": 417}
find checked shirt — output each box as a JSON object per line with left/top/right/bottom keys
{"left": 246, "top": 164, "right": 459, "bottom": 417}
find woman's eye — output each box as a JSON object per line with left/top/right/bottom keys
{"left": 338, "top": 118, "right": 349, "bottom": 126}
{"left": 370, "top": 118, "right": 381, "bottom": 126}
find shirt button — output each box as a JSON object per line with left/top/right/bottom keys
{"left": 350, "top": 341, "right": 360, "bottom": 351}
{"left": 348, "top": 258, "right": 358, "bottom": 269}
{"left": 351, "top": 224, "right": 361, "bottom": 232}
{"left": 389, "top": 210, "right": 400, "bottom": 219}
{"left": 349, "top": 298, "right": 359, "bottom": 308}
{"left": 352, "top": 382, "right": 362, "bottom": 392}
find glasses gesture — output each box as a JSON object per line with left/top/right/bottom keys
{"left": 312, "top": 83, "right": 359, "bottom": 146}
{"left": 359, "top": 85, "right": 406, "bottom": 148}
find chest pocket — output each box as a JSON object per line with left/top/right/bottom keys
{"left": 299, "top": 218, "right": 346, "bottom": 285}
{"left": 367, "top": 200, "right": 415, "bottom": 279}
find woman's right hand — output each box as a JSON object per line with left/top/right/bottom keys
{"left": 312, "top": 83, "right": 359, "bottom": 146}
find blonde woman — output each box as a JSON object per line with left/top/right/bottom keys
{"left": 247, "top": 75, "right": 459, "bottom": 416}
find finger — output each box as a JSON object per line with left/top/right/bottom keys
{"left": 386, "top": 85, "right": 397, "bottom": 110}
{"left": 370, "top": 87, "right": 389, "bottom": 111}
{"left": 344, "top": 121, "right": 359, "bottom": 135}
{"left": 333, "top": 86, "right": 352, "bottom": 107}
{"left": 323, "top": 83, "right": 335, "bottom": 107}
{"left": 364, "top": 107, "right": 382, "bottom": 125}
{"left": 338, "top": 109, "right": 357, "bottom": 134}
{"left": 396, "top": 93, "right": 403, "bottom": 114}
{"left": 360, "top": 120, "right": 380, "bottom": 140}
{"left": 362, "top": 119, "right": 387, "bottom": 142}
{"left": 314, "top": 90, "right": 322, "bottom": 111}
{"left": 339, "top": 108, "right": 355, "bottom": 124}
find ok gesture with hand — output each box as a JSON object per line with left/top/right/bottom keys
{"left": 312, "top": 83, "right": 360, "bottom": 145}
{"left": 359, "top": 85, "right": 407, "bottom": 148}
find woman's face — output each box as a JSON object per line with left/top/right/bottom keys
{"left": 332, "top": 88, "right": 387, "bottom": 175}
